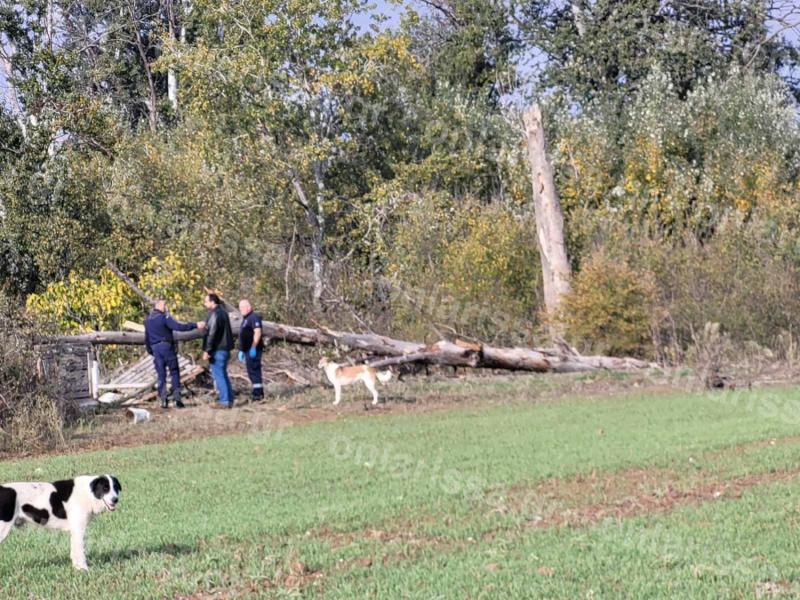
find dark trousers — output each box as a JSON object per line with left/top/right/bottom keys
{"left": 153, "top": 343, "right": 180, "bottom": 400}
{"left": 245, "top": 350, "right": 263, "bottom": 399}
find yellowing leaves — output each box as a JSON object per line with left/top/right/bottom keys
{"left": 26, "top": 253, "right": 202, "bottom": 334}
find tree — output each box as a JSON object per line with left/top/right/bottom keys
{"left": 517, "top": 0, "right": 800, "bottom": 105}
{"left": 523, "top": 103, "right": 571, "bottom": 329}
{"left": 171, "top": 0, "right": 427, "bottom": 309}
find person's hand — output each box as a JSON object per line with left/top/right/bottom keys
{"left": 197, "top": 321, "right": 206, "bottom": 330}
{"left": 238, "top": 351, "right": 245, "bottom": 362}
{"left": 202, "top": 351, "right": 210, "bottom": 362}
{"left": 248, "top": 347, "right": 258, "bottom": 359}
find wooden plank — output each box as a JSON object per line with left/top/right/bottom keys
{"left": 122, "top": 321, "right": 145, "bottom": 332}
{"left": 97, "top": 383, "right": 153, "bottom": 390}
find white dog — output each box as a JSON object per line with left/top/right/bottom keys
{"left": 0, "top": 474, "right": 121, "bottom": 570}
{"left": 318, "top": 357, "right": 392, "bottom": 405}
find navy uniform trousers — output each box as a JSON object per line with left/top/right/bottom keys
{"left": 244, "top": 350, "right": 264, "bottom": 399}
{"left": 152, "top": 342, "right": 181, "bottom": 400}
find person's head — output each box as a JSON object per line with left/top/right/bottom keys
{"left": 154, "top": 299, "right": 167, "bottom": 313}
{"left": 239, "top": 299, "right": 252, "bottom": 316}
{"left": 204, "top": 293, "right": 221, "bottom": 310}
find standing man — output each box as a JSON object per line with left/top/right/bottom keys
{"left": 237, "top": 299, "right": 265, "bottom": 401}
{"left": 145, "top": 300, "right": 205, "bottom": 409}
{"left": 202, "top": 293, "right": 235, "bottom": 408}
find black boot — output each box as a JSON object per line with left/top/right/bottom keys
{"left": 173, "top": 389, "right": 185, "bottom": 409}
{"left": 160, "top": 395, "right": 169, "bottom": 409}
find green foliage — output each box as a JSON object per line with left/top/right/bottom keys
{"left": 26, "top": 269, "right": 136, "bottom": 333}
{"left": 441, "top": 207, "right": 539, "bottom": 319}
{"left": 552, "top": 68, "right": 800, "bottom": 252}
{"left": 520, "top": 0, "right": 800, "bottom": 105}
{"left": 635, "top": 219, "right": 800, "bottom": 350}
{"left": 3, "top": 0, "right": 800, "bottom": 359}
{"left": 561, "top": 250, "right": 656, "bottom": 357}
{"left": 385, "top": 195, "right": 539, "bottom": 344}
{"left": 404, "top": 0, "right": 518, "bottom": 102}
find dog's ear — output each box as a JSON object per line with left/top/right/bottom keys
{"left": 90, "top": 476, "right": 110, "bottom": 499}
{"left": 111, "top": 476, "right": 122, "bottom": 493}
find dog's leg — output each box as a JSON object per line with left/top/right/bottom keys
{"left": 333, "top": 383, "right": 342, "bottom": 406}
{"left": 0, "top": 521, "right": 12, "bottom": 545}
{"left": 69, "top": 521, "right": 89, "bottom": 571}
{"left": 365, "top": 378, "right": 379, "bottom": 405}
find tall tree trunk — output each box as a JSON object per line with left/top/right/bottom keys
{"left": 166, "top": 0, "right": 186, "bottom": 112}
{"left": 167, "top": 0, "right": 178, "bottom": 112}
{"left": 291, "top": 174, "right": 325, "bottom": 311}
{"left": 0, "top": 41, "right": 27, "bottom": 139}
{"left": 127, "top": 0, "right": 158, "bottom": 131}
{"left": 523, "top": 103, "right": 572, "bottom": 333}
{"left": 311, "top": 160, "right": 327, "bottom": 310}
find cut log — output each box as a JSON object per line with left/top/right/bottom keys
{"left": 48, "top": 321, "right": 658, "bottom": 374}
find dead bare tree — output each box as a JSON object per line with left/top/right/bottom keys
{"left": 523, "top": 103, "right": 572, "bottom": 333}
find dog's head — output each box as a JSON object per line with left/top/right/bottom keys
{"left": 89, "top": 475, "right": 122, "bottom": 513}
{"left": 318, "top": 357, "right": 330, "bottom": 369}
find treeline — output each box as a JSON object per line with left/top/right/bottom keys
{"left": 2, "top": 0, "right": 800, "bottom": 360}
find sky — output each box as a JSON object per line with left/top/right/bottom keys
{"left": 352, "top": 0, "right": 407, "bottom": 33}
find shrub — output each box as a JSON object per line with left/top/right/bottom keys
{"left": 441, "top": 207, "right": 540, "bottom": 337}
{"left": 0, "top": 297, "right": 74, "bottom": 453}
{"left": 26, "top": 251, "right": 202, "bottom": 333}
{"left": 386, "top": 194, "right": 541, "bottom": 344}
{"left": 560, "top": 250, "right": 657, "bottom": 357}
{"left": 638, "top": 218, "right": 800, "bottom": 351}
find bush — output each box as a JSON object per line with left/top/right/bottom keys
{"left": 560, "top": 250, "right": 657, "bottom": 357}
{"left": 386, "top": 195, "right": 541, "bottom": 344}
{"left": 638, "top": 218, "right": 800, "bottom": 351}
{"left": 0, "top": 298, "right": 74, "bottom": 453}
{"left": 26, "top": 252, "right": 203, "bottom": 333}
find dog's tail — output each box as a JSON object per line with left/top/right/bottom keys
{"left": 377, "top": 369, "right": 392, "bottom": 384}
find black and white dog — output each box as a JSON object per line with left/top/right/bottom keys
{"left": 0, "top": 474, "right": 121, "bottom": 570}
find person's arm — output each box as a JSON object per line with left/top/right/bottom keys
{"left": 145, "top": 331, "right": 153, "bottom": 356}
{"left": 165, "top": 315, "right": 197, "bottom": 332}
{"left": 203, "top": 312, "right": 219, "bottom": 354}
{"left": 252, "top": 314, "right": 263, "bottom": 349}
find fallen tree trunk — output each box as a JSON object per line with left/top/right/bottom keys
{"left": 49, "top": 321, "right": 658, "bottom": 374}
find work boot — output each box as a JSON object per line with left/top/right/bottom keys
{"left": 160, "top": 395, "right": 169, "bottom": 409}
{"left": 173, "top": 389, "right": 185, "bottom": 409}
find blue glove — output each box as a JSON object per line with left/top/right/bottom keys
{"left": 237, "top": 351, "right": 245, "bottom": 362}
{"left": 248, "top": 347, "right": 258, "bottom": 359}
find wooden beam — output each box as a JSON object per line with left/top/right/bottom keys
{"left": 48, "top": 320, "right": 658, "bottom": 374}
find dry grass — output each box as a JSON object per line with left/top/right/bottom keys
{"left": 0, "top": 296, "right": 74, "bottom": 452}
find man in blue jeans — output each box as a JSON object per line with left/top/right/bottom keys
{"left": 202, "top": 293, "right": 235, "bottom": 408}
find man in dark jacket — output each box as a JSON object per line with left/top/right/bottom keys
{"left": 145, "top": 300, "right": 205, "bottom": 409}
{"left": 237, "top": 299, "right": 264, "bottom": 401}
{"left": 202, "top": 293, "right": 235, "bottom": 408}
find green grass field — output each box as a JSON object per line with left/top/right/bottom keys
{"left": 3, "top": 376, "right": 800, "bottom": 598}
